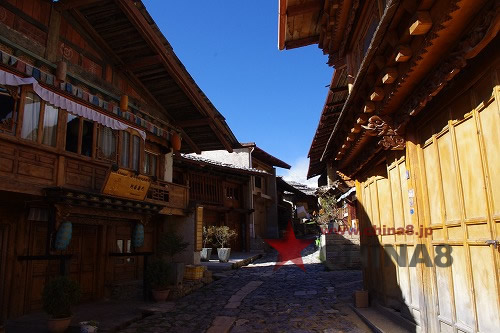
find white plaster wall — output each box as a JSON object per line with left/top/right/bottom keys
{"left": 192, "top": 148, "right": 252, "bottom": 168}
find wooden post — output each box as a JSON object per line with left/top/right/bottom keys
{"left": 45, "top": 7, "right": 61, "bottom": 63}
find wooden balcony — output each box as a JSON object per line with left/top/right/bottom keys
{"left": 0, "top": 137, "right": 189, "bottom": 213}
{"left": 146, "top": 180, "right": 189, "bottom": 213}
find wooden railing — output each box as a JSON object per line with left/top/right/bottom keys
{"left": 146, "top": 180, "right": 189, "bottom": 210}
{"left": 0, "top": 137, "right": 189, "bottom": 210}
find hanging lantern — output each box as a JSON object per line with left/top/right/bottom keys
{"left": 56, "top": 61, "right": 67, "bottom": 82}
{"left": 132, "top": 223, "right": 144, "bottom": 248}
{"left": 171, "top": 132, "right": 181, "bottom": 151}
{"left": 120, "top": 95, "right": 128, "bottom": 111}
{"left": 54, "top": 221, "right": 72, "bottom": 250}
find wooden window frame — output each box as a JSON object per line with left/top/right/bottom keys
{"left": 62, "top": 110, "right": 97, "bottom": 159}
{"left": 143, "top": 150, "right": 159, "bottom": 177}
{"left": 117, "top": 129, "right": 144, "bottom": 173}
{"left": 18, "top": 87, "right": 61, "bottom": 147}
{"left": 95, "top": 124, "right": 118, "bottom": 163}
{"left": 0, "top": 85, "right": 20, "bottom": 136}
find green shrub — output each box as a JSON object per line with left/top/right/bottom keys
{"left": 42, "top": 276, "right": 81, "bottom": 318}
{"left": 145, "top": 258, "right": 170, "bottom": 290}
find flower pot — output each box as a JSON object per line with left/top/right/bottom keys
{"left": 152, "top": 289, "right": 170, "bottom": 302}
{"left": 79, "top": 321, "right": 98, "bottom": 333}
{"left": 200, "top": 248, "right": 212, "bottom": 261}
{"left": 217, "top": 248, "right": 231, "bottom": 263}
{"left": 47, "top": 316, "right": 72, "bottom": 333}
{"left": 168, "top": 262, "right": 185, "bottom": 286}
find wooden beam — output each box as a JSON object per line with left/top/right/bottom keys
{"left": 330, "top": 86, "right": 349, "bottom": 93}
{"left": 364, "top": 102, "right": 375, "bottom": 113}
{"left": 176, "top": 118, "right": 211, "bottom": 128}
{"left": 285, "top": 35, "right": 320, "bottom": 49}
{"left": 278, "top": 0, "right": 287, "bottom": 50}
{"left": 382, "top": 67, "right": 398, "bottom": 84}
{"left": 120, "top": 55, "right": 162, "bottom": 71}
{"left": 56, "top": 0, "right": 105, "bottom": 11}
{"left": 117, "top": 0, "right": 235, "bottom": 151}
{"left": 409, "top": 11, "right": 432, "bottom": 35}
{"left": 287, "top": 0, "right": 323, "bottom": 16}
{"left": 326, "top": 99, "right": 347, "bottom": 108}
{"left": 370, "top": 87, "right": 384, "bottom": 101}
{"left": 179, "top": 129, "right": 201, "bottom": 154}
{"left": 209, "top": 123, "right": 233, "bottom": 153}
{"left": 45, "top": 7, "right": 61, "bottom": 62}
{"left": 395, "top": 45, "right": 412, "bottom": 62}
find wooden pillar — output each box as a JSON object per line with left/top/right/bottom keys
{"left": 45, "top": 6, "right": 61, "bottom": 63}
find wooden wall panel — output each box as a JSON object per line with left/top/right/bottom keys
{"left": 454, "top": 119, "right": 487, "bottom": 221}
{"left": 436, "top": 132, "right": 461, "bottom": 223}
{"left": 477, "top": 100, "right": 500, "bottom": 218}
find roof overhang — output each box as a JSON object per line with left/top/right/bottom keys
{"left": 56, "top": 0, "right": 239, "bottom": 154}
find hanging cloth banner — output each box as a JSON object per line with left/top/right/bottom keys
{"left": 0, "top": 69, "right": 146, "bottom": 140}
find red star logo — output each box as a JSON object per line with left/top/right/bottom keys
{"left": 264, "top": 222, "right": 314, "bottom": 271}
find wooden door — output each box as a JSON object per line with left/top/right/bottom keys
{"left": 66, "top": 225, "right": 99, "bottom": 301}
{"left": 414, "top": 70, "right": 500, "bottom": 332}
{"left": 110, "top": 224, "right": 138, "bottom": 282}
{"left": 227, "top": 212, "right": 244, "bottom": 251}
{"left": 358, "top": 159, "right": 427, "bottom": 331}
{"left": 25, "top": 222, "right": 59, "bottom": 312}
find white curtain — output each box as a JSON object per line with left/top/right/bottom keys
{"left": 21, "top": 92, "right": 40, "bottom": 141}
{"left": 132, "top": 135, "right": 140, "bottom": 171}
{"left": 42, "top": 104, "right": 58, "bottom": 146}
{"left": 99, "top": 126, "right": 116, "bottom": 159}
{"left": 120, "top": 131, "right": 130, "bottom": 167}
{"left": 0, "top": 69, "right": 146, "bottom": 140}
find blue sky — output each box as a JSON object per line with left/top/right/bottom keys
{"left": 144, "top": 1, "right": 333, "bottom": 186}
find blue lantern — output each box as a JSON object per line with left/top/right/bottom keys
{"left": 55, "top": 221, "right": 72, "bottom": 250}
{"left": 133, "top": 223, "right": 144, "bottom": 248}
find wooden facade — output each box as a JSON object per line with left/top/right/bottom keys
{"left": 0, "top": 0, "right": 238, "bottom": 321}
{"left": 173, "top": 154, "right": 261, "bottom": 252}
{"left": 279, "top": 0, "right": 500, "bottom": 332}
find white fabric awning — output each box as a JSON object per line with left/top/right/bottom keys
{"left": 0, "top": 69, "right": 146, "bottom": 139}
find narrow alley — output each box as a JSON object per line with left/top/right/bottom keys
{"left": 120, "top": 245, "right": 369, "bottom": 333}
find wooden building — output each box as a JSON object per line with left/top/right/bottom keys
{"left": 279, "top": 0, "right": 499, "bottom": 332}
{"left": 0, "top": 0, "right": 238, "bottom": 320}
{"left": 173, "top": 154, "right": 270, "bottom": 253}
{"left": 190, "top": 143, "right": 291, "bottom": 250}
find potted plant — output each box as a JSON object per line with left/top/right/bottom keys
{"left": 214, "top": 226, "right": 237, "bottom": 262}
{"left": 158, "top": 232, "right": 189, "bottom": 286}
{"left": 42, "top": 276, "right": 81, "bottom": 333}
{"left": 145, "top": 258, "right": 170, "bottom": 302}
{"left": 79, "top": 320, "right": 99, "bottom": 333}
{"left": 200, "top": 226, "right": 215, "bottom": 261}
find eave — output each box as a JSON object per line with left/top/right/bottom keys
{"left": 57, "top": 0, "right": 239, "bottom": 153}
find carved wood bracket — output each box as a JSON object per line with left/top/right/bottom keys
{"left": 361, "top": 115, "right": 405, "bottom": 150}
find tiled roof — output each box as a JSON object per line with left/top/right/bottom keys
{"left": 180, "top": 154, "right": 270, "bottom": 175}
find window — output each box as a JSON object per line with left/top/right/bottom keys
{"left": 0, "top": 85, "right": 19, "bottom": 135}
{"left": 21, "top": 92, "right": 41, "bottom": 141}
{"left": 144, "top": 152, "right": 158, "bottom": 176}
{"left": 42, "top": 104, "right": 58, "bottom": 147}
{"left": 254, "top": 176, "right": 262, "bottom": 189}
{"left": 65, "top": 113, "right": 94, "bottom": 156}
{"left": 118, "top": 131, "right": 142, "bottom": 171}
{"left": 65, "top": 113, "right": 79, "bottom": 153}
{"left": 97, "top": 125, "right": 117, "bottom": 162}
{"left": 120, "top": 131, "right": 130, "bottom": 167}
{"left": 81, "top": 120, "right": 93, "bottom": 157}
{"left": 131, "top": 135, "right": 141, "bottom": 171}
{"left": 21, "top": 92, "right": 59, "bottom": 146}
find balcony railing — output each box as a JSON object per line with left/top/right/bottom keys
{"left": 146, "top": 180, "right": 189, "bottom": 210}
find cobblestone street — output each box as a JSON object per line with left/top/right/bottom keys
{"left": 121, "top": 246, "right": 369, "bottom": 333}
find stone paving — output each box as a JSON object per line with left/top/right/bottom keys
{"left": 120, "top": 245, "right": 368, "bottom": 333}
